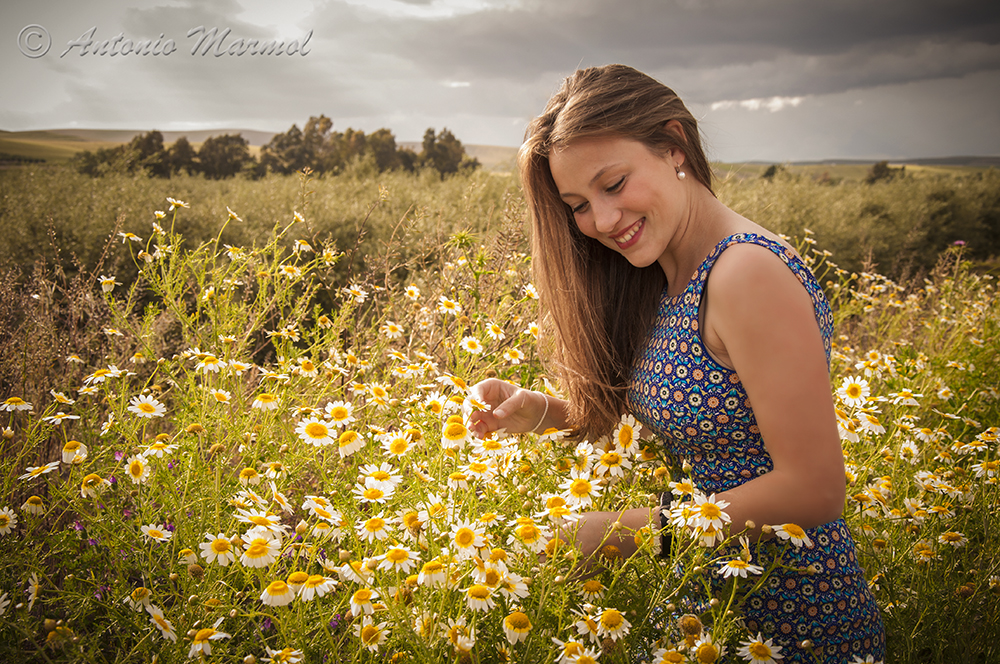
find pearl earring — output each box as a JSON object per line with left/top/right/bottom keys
{"left": 677, "top": 169, "right": 686, "bottom": 180}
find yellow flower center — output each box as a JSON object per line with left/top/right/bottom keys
{"left": 386, "top": 548, "right": 409, "bottom": 563}
{"left": 360, "top": 624, "right": 380, "bottom": 644}
{"left": 696, "top": 642, "right": 720, "bottom": 663}
{"left": 266, "top": 580, "right": 289, "bottom": 595}
{"left": 601, "top": 452, "right": 622, "bottom": 466}
{"left": 506, "top": 611, "right": 530, "bottom": 630}
{"left": 699, "top": 503, "right": 721, "bottom": 519}
{"left": 601, "top": 609, "right": 623, "bottom": 629}
{"left": 194, "top": 628, "right": 216, "bottom": 643}
{"left": 305, "top": 422, "right": 329, "bottom": 438}
{"left": 454, "top": 528, "right": 475, "bottom": 548}
{"left": 783, "top": 523, "right": 806, "bottom": 538}
{"left": 516, "top": 524, "right": 540, "bottom": 543}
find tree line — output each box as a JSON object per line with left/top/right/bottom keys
{"left": 72, "top": 115, "right": 480, "bottom": 179}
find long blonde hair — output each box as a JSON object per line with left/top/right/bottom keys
{"left": 519, "top": 64, "right": 713, "bottom": 439}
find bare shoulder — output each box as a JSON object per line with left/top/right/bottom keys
{"left": 701, "top": 240, "right": 820, "bottom": 368}
{"left": 706, "top": 240, "right": 809, "bottom": 308}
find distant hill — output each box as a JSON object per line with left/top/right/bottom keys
{"left": 2, "top": 127, "right": 995, "bottom": 173}
{"left": 0, "top": 128, "right": 520, "bottom": 172}
{"left": 743, "top": 156, "right": 1000, "bottom": 168}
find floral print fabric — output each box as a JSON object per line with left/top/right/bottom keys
{"left": 627, "top": 233, "right": 885, "bottom": 661}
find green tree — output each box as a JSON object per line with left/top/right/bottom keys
{"left": 367, "top": 128, "right": 400, "bottom": 171}
{"left": 303, "top": 115, "right": 336, "bottom": 171}
{"left": 420, "top": 127, "right": 479, "bottom": 178}
{"left": 130, "top": 130, "right": 169, "bottom": 177}
{"left": 197, "top": 134, "right": 254, "bottom": 179}
{"left": 865, "top": 161, "right": 904, "bottom": 184}
{"left": 166, "top": 136, "right": 197, "bottom": 176}
{"left": 260, "top": 124, "right": 307, "bottom": 175}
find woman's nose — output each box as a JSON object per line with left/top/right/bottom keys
{"left": 592, "top": 200, "right": 621, "bottom": 233}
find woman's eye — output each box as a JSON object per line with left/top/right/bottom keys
{"left": 607, "top": 177, "right": 625, "bottom": 193}
{"left": 571, "top": 202, "right": 589, "bottom": 214}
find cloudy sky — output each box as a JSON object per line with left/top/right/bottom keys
{"left": 3, "top": 0, "right": 999, "bottom": 162}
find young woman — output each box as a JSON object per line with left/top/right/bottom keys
{"left": 469, "top": 65, "right": 885, "bottom": 661}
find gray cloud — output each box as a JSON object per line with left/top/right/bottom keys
{"left": 347, "top": 0, "right": 1000, "bottom": 100}
{"left": 1, "top": 0, "right": 998, "bottom": 160}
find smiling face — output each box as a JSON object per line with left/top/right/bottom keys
{"left": 548, "top": 134, "right": 687, "bottom": 272}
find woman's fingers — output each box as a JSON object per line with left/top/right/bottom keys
{"left": 468, "top": 380, "right": 542, "bottom": 436}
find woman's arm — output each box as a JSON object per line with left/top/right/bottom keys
{"left": 562, "top": 243, "right": 845, "bottom": 559}
{"left": 702, "top": 243, "right": 846, "bottom": 536}
{"left": 468, "top": 378, "right": 572, "bottom": 437}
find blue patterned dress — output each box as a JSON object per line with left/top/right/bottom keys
{"left": 626, "top": 233, "right": 885, "bottom": 662}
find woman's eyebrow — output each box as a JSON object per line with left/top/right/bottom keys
{"left": 558, "top": 164, "right": 619, "bottom": 200}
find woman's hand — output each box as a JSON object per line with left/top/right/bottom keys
{"left": 554, "top": 507, "right": 657, "bottom": 573}
{"left": 468, "top": 379, "right": 553, "bottom": 438}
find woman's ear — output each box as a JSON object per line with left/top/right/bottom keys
{"left": 664, "top": 120, "right": 687, "bottom": 168}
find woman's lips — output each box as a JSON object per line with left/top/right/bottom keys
{"left": 612, "top": 218, "right": 644, "bottom": 248}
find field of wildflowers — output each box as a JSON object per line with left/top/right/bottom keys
{"left": 1, "top": 168, "right": 998, "bottom": 664}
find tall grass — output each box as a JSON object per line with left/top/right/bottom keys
{"left": 0, "top": 168, "right": 997, "bottom": 663}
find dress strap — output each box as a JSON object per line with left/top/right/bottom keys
{"left": 688, "top": 233, "right": 796, "bottom": 299}
{"left": 687, "top": 233, "right": 834, "bottom": 364}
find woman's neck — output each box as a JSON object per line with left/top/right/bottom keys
{"left": 657, "top": 191, "right": 745, "bottom": 296}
